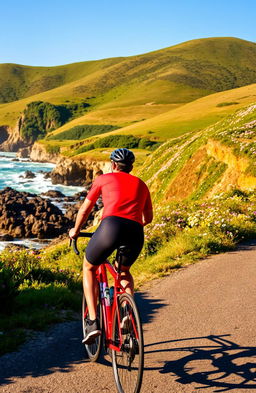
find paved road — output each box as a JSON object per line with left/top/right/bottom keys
{"left": 0, "top": 241, "right": 256, "bottom": 392}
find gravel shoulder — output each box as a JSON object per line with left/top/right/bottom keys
{"left": 1, "top": 240, "right": 256, "bottom": 393}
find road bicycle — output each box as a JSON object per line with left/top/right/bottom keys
{"left": 70, "top": 232, "right": 144, "bottom": 393}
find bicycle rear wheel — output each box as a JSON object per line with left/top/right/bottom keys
{"left": 112, "top": 293, "right": 144, "bottom": 393}
{"left": 82, "top": 291, "right": 103, "bottom": 362}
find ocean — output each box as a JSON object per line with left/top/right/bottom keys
{"left": 0, "top": 152, "right": 84, "bottom": 250}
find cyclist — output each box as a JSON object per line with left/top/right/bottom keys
{"left": 69, "top": 148, "right": 153, "bottom": 344}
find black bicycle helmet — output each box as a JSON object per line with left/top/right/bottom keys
{"left": 110, "top": 148, "right": 135, "bottom": 164}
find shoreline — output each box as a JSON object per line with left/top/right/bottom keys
{"left": 0, "top": 152, "right": 86, "bottom": 251}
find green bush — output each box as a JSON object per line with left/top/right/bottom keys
{"left": 75, "top": 134, "right": 160, "bottom": 155}
{"left": 0, "top": 249, "right": 80, "bottom": 315}
{"left": 138, "top": 138, "right": 162, "bottom": 150}
{"left": 0, "top": 262, "right": 21, "bottom": 313}
{"left": 216, "top": 101, "right": 239, "bottom": 107}
{"left": 48, "top": 124, "right": 119, "bottom": 140}
{"left": 46, "top": 145, "right": 60, "bottom": 154}
{"left": 21, "top": 101, "right": 70, "bottom": 142}
{"left": 21, "top": 100, "right": 91, "bottom": 142}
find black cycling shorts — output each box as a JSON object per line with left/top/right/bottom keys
{"left": 86, "top": 216, "right": 144, "bottom": 266}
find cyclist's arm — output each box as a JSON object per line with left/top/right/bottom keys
{"left": 142, "top": 208, "right": 153, "bottom": 226}
{"left": 69, "top": 176, "right": 102, "bottom": 238}
{"left": 69, "top": 198, "right": 94, "bottom": 238}
{"left": 142, "top": 191, "right": 153, "bottom": 226}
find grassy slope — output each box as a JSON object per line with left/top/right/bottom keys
{"left": 1, "top": 37, "right": 256, "bottom": 128}
{"left": 96, "top": 83, "right": 256, "bottom": 140}
{"left": 136, "top": 103, "right": 256, "bottom": 204}
{"left": 46, "top": 83, "right": 256, "bottom": 157}
{"left": 0, "top": 57, "right": 124, "bottom": 103}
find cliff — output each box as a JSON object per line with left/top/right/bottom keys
{"left": 0, "top": 117, "right": 28, "bottom": 152}
{"left": 30, "top": 143, "right": 59, "bottom": 163}
{"left": 138, "top": 104, "right": 256, "bottom": 202}
{"left": 30, "top": 142, "right": 109, "bottom": 186}
{"left": 50, "top": 156, "right": 109, "bottom": 186}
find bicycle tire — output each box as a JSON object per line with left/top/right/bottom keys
{"left": 82, "top": 291, "right": 103, "bottom": 362}
{"left": 112, "top": 293, "right": 144, "bottom": 393}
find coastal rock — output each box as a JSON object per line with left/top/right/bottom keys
{"left": 64, "top": 199, "right": 100, "bottom": 226}
{"left": 17, "top": 147, "right": 32, "bottom": 158}
{"left": 24, "top": 170, "right": 36, "bottom": 178}
{"left": 29, "top": 141, "right": 109, "bottom": 186}
{"left": 50, "top": 157, "right": 108, "bottom": 186}
{"left": 0, "top": 126, "right": 9, "bottom": 144}
{"left": 0, "top": 234, "right": 14, "bottom": 241}
{"left": 0, "top": 116, "right": 28, "bottom": 152}
{"left": 30, "top": 142, "right": 59, "bottom": 163}
{"left": 41, "top": 190, "right": 65, "bottom": 198}
{"left": 0, "top": 187, "right": 70, "bottom": 239}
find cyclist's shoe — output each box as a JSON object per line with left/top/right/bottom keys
{"left": 82, "top": 319, "right": 101, "bottom": 344}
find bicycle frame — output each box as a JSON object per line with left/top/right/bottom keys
{"left": 71, "top": 234, "right": 140, "bottom": 353}
{"left": 97, "top": 260, "right": 126, "bottom": 351}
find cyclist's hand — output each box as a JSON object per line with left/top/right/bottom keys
{"left": 69, "top": 228, "right": 79, "bottom": 239}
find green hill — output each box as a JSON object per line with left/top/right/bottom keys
{"left": 0, "top": 58, "right": 124, "bottom": 103}
{"left": 1, "top": 37, "right": 256, "bottom": 128}
{"left": 137, "top": 103, "right": 256, "bottom": 202}
{"left": 43, "top": 83, "right": 256, "bottom": 157}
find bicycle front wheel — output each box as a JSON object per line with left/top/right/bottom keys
{"left": 112, "top": 293, "right": 144, "bottom": 393}
{"left": 82, "top": 292, "right": 103, "bottom": 362}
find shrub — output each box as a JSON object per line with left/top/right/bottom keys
{"left": 48, "top": 124, "right": 119, "bottom": 141}
{"left": 0, "top": 262, "right": 21, "bottom": 313}
{"left": 21, "top": 100, "right": 90, "bottom": 142}
{"left": 75, "top": 134, "right": 140, "bottom": 154}
{"left": 46, "top": 145, "right": 60, "bottom": 154}
{"left": 75, "top": 135, "right": 160, "bottom": 155}
{"left": 216, "top": 102, "right": 239, "bottom": 107}
{"left": 138, "top": 138, "right": 162, "bottom": 150}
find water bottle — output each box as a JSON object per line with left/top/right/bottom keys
{"left": 109, "top": 286, "right": 114, "bottom": 305}
{"left": 104, "top": 286, "right": 110, "bottom": 306}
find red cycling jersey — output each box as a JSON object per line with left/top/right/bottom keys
{"left": 86, "top": 172, "right": 152, "bottom": 225}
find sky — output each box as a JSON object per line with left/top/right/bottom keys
{"left": 1, "top": 0, "right": 255, "bottom": 66}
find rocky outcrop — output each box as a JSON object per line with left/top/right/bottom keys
{"left": 17, "top": 146, "right": 32, "bottom": 158}
{"left": 41, "top": 190, "right": 66, "bottom": 198}
{"left": 30, "top": 142, "right": 109, "bottom": 186}
{"left": 0, "top": 116, "right": 28, "bottom": 152}
{"left": 30, "top": 142, "right": 59, "bottom": 163}
{"left": 50, "top": 157, "right": 109, "bottom": 186}
{"left": 0, "top": 187, "right": 70, "bottom": 239}
{"left": 0, "top": 126, "right": 9, "bottom": 144}
{"left": 24, "top": 170, "right": 36, "bottom": 179}
{"left": 206, "top": 140, "right": 256, "bottom": 196}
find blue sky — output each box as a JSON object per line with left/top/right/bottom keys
{"left": 1, "top": 0, "right": 255, "bottom": 66}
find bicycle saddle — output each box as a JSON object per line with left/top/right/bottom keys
{"left": 117, "top": 245, "right": 131, "bottom": 256}
{"left": 116, "top": 246, "right": 131, "bottom": 270}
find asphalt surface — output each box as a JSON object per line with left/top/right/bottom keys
{"left": 0, "top": 240, "right": 255, "bottom": 393}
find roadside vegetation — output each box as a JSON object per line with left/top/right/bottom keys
{"left": 0, "top": 249, "right": 81, "bottom": 355}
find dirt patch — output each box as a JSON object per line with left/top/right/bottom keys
{"left": 166, "top": 147, "right": 208, "bottom": 200}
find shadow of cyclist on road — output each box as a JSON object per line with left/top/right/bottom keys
{"left": 145, "top": 334, "right": 256, "bottom": 391}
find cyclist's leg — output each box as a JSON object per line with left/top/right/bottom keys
{"left": 120, "top": 265, "right": 134, "bottom": 295}
{"left": 83, "top": 257, "right": 98, "bottom": 320}
{"left": 117, "top": 218, "right": 144, "bottom": 296}
{"left": 84, "top": 217, "right": 120, "bottom": 320}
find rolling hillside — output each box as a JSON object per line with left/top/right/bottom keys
{"left": 137, "top": 103, "right": 256, "bottom": 202}
{"left": 0, "top": 36, "right": 256, "bottom": 200}
{"left": 47, "top": 82, "right": 256, "bottom": 148}
{"left": 0, "top": 37, "right": 256, "bottom": 128}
